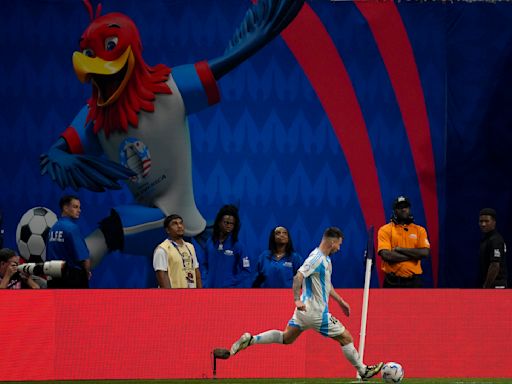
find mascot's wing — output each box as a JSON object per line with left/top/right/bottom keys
{"left": 209, "top": 0, "right": 304, "bottom": 79}
{"left": 40, "top": 138, "right": 135, "bottom": 192}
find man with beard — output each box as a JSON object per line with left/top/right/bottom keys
{"left": 378, "top": 196, "right": 430, "bottom": 288}
{"left": 229, "top": 227, "right": 383, "bottom": 380}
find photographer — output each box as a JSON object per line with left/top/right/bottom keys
{"left": 0, "top": 248, "right": 39, "bottom": 289}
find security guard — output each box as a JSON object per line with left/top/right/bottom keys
{"left": 479, "top": 208, "right": 508, "bottom": 288}
{"left": 377, "top": 196, "right": 430, "bottom": 288}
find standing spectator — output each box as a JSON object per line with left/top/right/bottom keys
{"left": 153, "top": 214, "right": 202, "bottom": 288}
{"left": 253, "top": 226, "right": 302, "bottom": 288}
{"left": 479, "top": 208, "right": 508, "bottom": 288}
{"left": 229, "top": 227, "right": 383, "bottom": 380}
{"left": 0, "top": 248, "right": 39, "bottom": 289}
{"left": 202, "top": 204, "right": 252, "bottom": 287}
{"left": 377, "top": 195, "right": 430, "bottom": 288}
{"left": 46, "top": 195, "right": 90, "bottom": 288}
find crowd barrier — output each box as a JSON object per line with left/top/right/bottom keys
{"left": 1, "top": 289, "right": 511, "bottom": 380}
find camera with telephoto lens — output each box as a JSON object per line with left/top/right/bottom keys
{"left": 17, "top": 260, "right": 66, "bottom": 278}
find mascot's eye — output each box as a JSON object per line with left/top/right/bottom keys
{"left": 105, "top": 36, "right": 119, "bottom": 51}
{"left": 82, "top": 48, "right": 95, "bottom": 57}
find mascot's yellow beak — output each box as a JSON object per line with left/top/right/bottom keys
{"left": 72, "top": 47, "right": 135, "bottom": 106}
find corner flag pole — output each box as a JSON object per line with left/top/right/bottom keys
{"left": 356, "top": 226, "right": 375, "bottom": 379}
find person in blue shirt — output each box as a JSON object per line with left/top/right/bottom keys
{"left": 201, "top": 205, "right": 252, "bottom": 288}
{"left": 46, "top": 195, "right": 90, "bottom": 288}
{"left": 253, "top": 226, "right": 302, "bottom": 288}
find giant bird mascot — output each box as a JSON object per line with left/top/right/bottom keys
{"left": 40, "top": 0, "right": 304, "bottom": 266}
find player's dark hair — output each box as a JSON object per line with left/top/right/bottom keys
{"left": 268, "top": 226, "right": 294, "bottom": 255}
{"left": 163, "top": 214, "right": 183, "bottom": 229}
{"left": 59, "top": 195, "right": 80, "bottom": 211}
{"left": 0, "top": 248, "right": 16, "bottom": 263}
{"left": 213, "top": 204, "right": 240, "bottom": 243}
{"left": 479, "top": 208, "right": 496, "bottom": 219}
{"left": 323, "top": 227, "right": 344, "bottom": 240}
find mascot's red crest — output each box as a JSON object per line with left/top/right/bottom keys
{"left": 73, "top": 1, "right": 171, "bottom": 136}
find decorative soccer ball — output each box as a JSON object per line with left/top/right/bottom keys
{"left": 16, "top": 207, "right": 58, "bottom": 263}
{"left": 381, "top": 362, "right": 404, "bottom": 383}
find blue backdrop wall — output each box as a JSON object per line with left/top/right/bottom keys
{"left": 0, "top": 1, "right": 510, "bottom": 288}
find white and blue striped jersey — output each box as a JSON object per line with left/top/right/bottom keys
{"left": 288, "top": 247, "right": 344, "bottom": 337}
{"left": 298, "top": 247, "right": 332, "bottom": 314}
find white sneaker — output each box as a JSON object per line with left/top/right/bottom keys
{"left": 230, "top": 332, "right": 252, "bottom": 356}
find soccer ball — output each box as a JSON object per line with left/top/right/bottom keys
{"left": 381, "top": 362, "right": 404, "bottom": 383}
{"left": 16, "top": 207, "right": 58, "bottom": 262}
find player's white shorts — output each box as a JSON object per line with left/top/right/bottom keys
{"left": 288, "top": 308, "right": 345, "bottom": 337}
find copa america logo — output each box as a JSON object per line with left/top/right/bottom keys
{"left": 119, "top": 138, "right": 152, "bottom": 183}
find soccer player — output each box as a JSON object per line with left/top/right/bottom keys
{"left": 230, "top": 227, "right": 383, "bottom": 380}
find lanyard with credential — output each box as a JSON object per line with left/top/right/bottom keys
{"left": 170, "top": 240, "right": 193, "bottom": 269}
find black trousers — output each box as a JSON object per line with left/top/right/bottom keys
{"left": 383, "top": 273, "right": 422, "bottom": 288}
{"left": 47, "top": 268, "right": 89, "bottom": 289}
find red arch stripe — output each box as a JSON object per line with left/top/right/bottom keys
{"left": 356, "top": 2, "right": 439, "bottom": 286}
{"left": 281, "top": 4, "right": 387, "bottom": 285}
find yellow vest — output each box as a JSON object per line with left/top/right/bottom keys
{"left": 158, "top": 239, "right": 197, "bottom": 288}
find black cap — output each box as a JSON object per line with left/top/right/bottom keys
{"left": 479, "top": 208, "right": 496, "bottom": 219}
{"left": 393, "top": 195, "right": 411, "bottom": 210}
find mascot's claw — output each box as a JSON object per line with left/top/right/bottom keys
{"left": 40, "top": 146, "right": 135, "bottom": 192}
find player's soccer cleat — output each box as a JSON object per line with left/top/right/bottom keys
{"left": 360, "top": 362, "right": 384, "bottom": 380}
{"left": 230, "top": 332, "right": 253, "bottom": 356}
